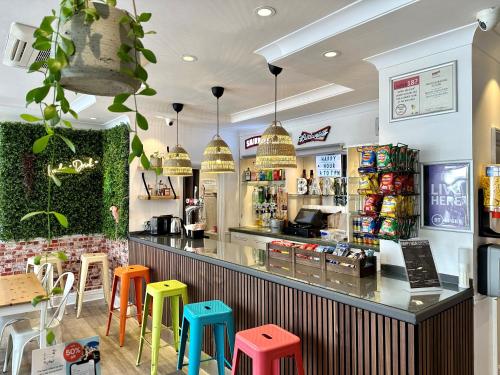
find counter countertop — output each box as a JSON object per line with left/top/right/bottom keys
{"left": 129, "top": 233, "right": 472, "bottom": 324}
{"left": 229, "top": 226, "right": 378, "bottom": 251}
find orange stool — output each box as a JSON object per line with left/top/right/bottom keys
{"left": 231, "top": 324, "right": 304, "bottom": 375}
{"left": 105, "top": 265, "right": 150, "bottom": 346}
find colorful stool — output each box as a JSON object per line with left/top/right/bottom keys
{"left": 231, "top": 324, "right": 304, "bottom": 375}
{"left": 105, "top": 265, "right": 150, "bottom": 346}
{"left": 136, "top": 280, "right": 188, "bottom": 375}
{"left": 177, "top": 300, "right": 235, "bottom": 375}
{"left": 76, "top": 252, "right": 110, "bottom": 318}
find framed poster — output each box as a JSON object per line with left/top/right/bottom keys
{"left": 316, "top": 154, "right": 342, "bottom": 177}
{"left": 390, "top": 61, "right": 457, "bottom": 122}
{"left": 421, "top": 161, "right": 471, "bottom": 232}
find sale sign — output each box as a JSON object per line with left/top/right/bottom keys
{"left": 31, "top": 336, "right": 101, "bottom": 375}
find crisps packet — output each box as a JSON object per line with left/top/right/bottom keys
{"left": 380, "top": 195, "right": 399, "bottom": 217}
{"left": 377, "top": 145, "right": 394, "bottom": 170}
{"left": 363, "top": 194, "right": 382, "bottom": 213}
{"left": 379, "top": 217, "right": 398, "bottom": 237}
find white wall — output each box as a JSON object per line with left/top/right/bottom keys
{"left": 367, "top": 25, "right": 476, "bottom": 277}
{"left": 239, "top": 100, "right": 379, "bottom": 157}
{"left": 129, "top": 117, "right": 219, "bottom": 232}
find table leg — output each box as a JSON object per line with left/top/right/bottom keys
{"left": 39, "top": 300, "right": 47, "bottom": 348}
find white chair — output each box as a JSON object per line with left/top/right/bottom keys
{"left": 0, "top": 263, "right": 53, "bottom": 348}
{"left": 3, "top": 272, "right": 75, "bottom": 375}
{"left": 26, "top": 255, "right": 65, "bottom": 292}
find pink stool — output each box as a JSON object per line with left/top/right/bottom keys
{"left": 231, "top": 324, "right": 304, "bottom": 375}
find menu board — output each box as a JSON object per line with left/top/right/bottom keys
{"left": 422, "top": 162, "right": 470, "bottom": 231}
{"left": 316, "top": 154, "right": 342, "bottom": 177}
{"left": 390, "top": 61, "right": 456, "bottom": 121}
{"left": 400, "top": 240, "right": 441, "bottom": 290}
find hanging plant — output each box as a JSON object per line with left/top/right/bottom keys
{"left": 20, "top": 0, "right": 158, "bottom": 344}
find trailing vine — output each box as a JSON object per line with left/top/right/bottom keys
{"left": 19, "top": 0, "right": 157, "bottom": 343}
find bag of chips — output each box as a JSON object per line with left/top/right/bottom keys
{"left": 377, "top": 145, "right": 394, "bottom": 170}
{"left": 380, "top": 172, "right": 396, "bottom": 194}
{"left": 363, "top": 194, "right": 382, "bottom": 213}
{"left": 380, "top": 195, "right": 399, "bottom": 217}
{"left": 361, "top": 216, "right": 379, "bottom": 234}
{"left": 379, "top": 217, "right": 398, "bottom": 237}
{"left": 394, "top": 174, "right": 407, "bottom": 194}
{"left": 359, "top": 173, "right": 379, "bottom": 193}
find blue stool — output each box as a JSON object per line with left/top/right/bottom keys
{"left": 177, "top": 300, "right": 235, "bottom": 375}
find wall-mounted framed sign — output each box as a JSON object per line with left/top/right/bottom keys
{"left": 244, "top": 135, "right": 261, "bottom": 149}
{"left": 297, "top": 125, "right": 331, "bottom": 145}
{"left": 316, "top": 153, "right": 342, "bottom": 177}
{"left": 390, "top": 61, "right": 457, "bottom": 122}
{"left": 421, "top": 161, "right": 472, "bottom": 232}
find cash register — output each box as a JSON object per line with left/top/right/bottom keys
{"left": 284, "top": 208, "right": 327, "bottom": 238}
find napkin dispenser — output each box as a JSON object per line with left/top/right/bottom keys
{"left": 478, "top": 244, "right": 500, "bottom": 296}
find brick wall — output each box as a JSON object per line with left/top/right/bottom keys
{"left": 0, "top": 234, "right": 128, "bottom": 291}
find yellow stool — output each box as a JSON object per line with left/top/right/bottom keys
{"left": 26, "top": 255, "right": 64, "bottom": 292}
{"left": 76, "top": 252, "right": 110, "bottom": 318}
{"left": 136, "top": 280, "right": 188, "bottom": 375}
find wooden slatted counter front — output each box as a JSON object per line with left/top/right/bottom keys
{"left": 129, "top": 235, "right": 473, "bottom": 375}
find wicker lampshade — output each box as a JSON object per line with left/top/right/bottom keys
{"left": 163, "top": 144, "right": 193, "bottom": 176}
{"left": 255, "top": 120, "right": 296, "bottom": 169}
{"left": 201, "top": 135, "right": 235, "bottom": 173}
{"left": 201, "top": 86, "right": 235, "bottom": 174}
{"left": 255, "top": 64, "right": 297, "bottom": 169}
{"left": 164, "top": 103, "right": 192, "bottom": 177}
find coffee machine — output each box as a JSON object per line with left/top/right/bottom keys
{"left": 150, "top": 215, "right": 173, "bottom": 235}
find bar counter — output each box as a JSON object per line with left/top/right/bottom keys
{"left": 129, "top": 233, "right": 473, "bottom": 375}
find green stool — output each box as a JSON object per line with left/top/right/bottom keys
{"left": 136, "top": 280, "right": 188, "bottom": 375}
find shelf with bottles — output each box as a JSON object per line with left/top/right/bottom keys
{"left": 138, "top": 195, "right": 178, "bottom": 201}
{"left": 242, "top": 180, "right": 286, "bottom": 185}
{"left": 242, "top": 166, "right": 286, "bottom": 184}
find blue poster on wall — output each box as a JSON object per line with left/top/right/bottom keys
{"left": 422, "top": 162, "right": 470, "bottom": 231}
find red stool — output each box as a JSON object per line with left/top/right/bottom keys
{"left": 231, "top": 324, "right": 304, "bottom": 375}
{"left": 105, "top": 265, "right": 150, "bottom": 346}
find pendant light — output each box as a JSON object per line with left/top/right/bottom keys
{"left": 163, "top": 103, "right": 193, "bottom": 177}
{"left": 255, "top": 64, "right": 296, "bottom": 169}
{"left": 201, "top": 86, "right": 235, "bottom": 173}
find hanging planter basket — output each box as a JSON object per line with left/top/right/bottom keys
{"left": 60, "top": 2, "right": 141, "bottom": 97}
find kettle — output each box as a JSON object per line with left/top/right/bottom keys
{"left": 170, "top": 217, "right": 182, "bottom": 234}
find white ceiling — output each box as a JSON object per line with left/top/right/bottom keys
{"left": 0, "top": 0, "right": 498, "bottom": 129}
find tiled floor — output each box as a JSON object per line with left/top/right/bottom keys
{"left": 1, "top": 300, "right": 228, "bottom": 374}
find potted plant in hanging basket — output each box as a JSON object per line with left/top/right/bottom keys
{"left": 150, "top": 151, "right": 163, "bottom": 168}
{"left": 20, "top": 0, "right": 158, "bottom": 345}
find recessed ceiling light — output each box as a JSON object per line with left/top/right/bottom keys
{"left": 255, "top": 6, "right": 276, "bottom": 17}
{"left": 89, "top": 117, "right": 97, "bottom": 120}
{"left": 323, "top": 51, "right": 340, "bottom": 58}
{"left": 181, "top": 54, "right": 197, "bottom": 62}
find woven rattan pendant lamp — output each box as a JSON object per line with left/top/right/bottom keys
{"left": 163, "top": 103, "right": 193, "bottom": 177}
{"left": 201, "top": 86, "right": 235, "bottom": 173}
{"left": 255, "top": 64, "right": 296, "bottom": 169}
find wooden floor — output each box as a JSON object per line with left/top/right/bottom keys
{"left": 2, "top": 300, "right": 226, "bottom": 375}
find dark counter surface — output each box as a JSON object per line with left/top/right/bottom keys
{"left": 129, "top": 232, "right": 473, "bottom": 324}
{"left": 229, "top": 226, "right": 379, "bottom": 251}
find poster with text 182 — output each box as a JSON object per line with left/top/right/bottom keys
{"left": 391, "top": 61, "right": 456, "bottom": 121}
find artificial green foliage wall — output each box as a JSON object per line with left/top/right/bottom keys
{"left": 102, "top": 125, "right": 129, "bottom": 239}
{"left": 0, "top": 122, "right": 129, "bottom": 241}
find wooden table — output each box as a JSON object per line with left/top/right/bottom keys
{"left": 0, "top": 273, "right": 48, "bottom": 347}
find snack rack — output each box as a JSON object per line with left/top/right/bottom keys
{"left": 267, "top": 241, "right": 376, "bottom": 278}
{"left": 350, "top": 144, "right": 420, "bottom": 242}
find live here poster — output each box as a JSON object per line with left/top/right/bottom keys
{"left": 391, "top": 62, "right": 456, "bottom": 121}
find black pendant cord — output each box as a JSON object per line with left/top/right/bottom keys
{"left": 176, "top": 111, "right": 179, "bottom": 145}
{"left": 216, "top": 97, "right": 220, "bottom": 136}
{"left": 274, "top": 74, "right": 277, "bottom": 124}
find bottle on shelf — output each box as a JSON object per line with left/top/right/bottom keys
{"left": 307, "top": 170, "right": 314, "bottom": 194}
{"left": 301, "top": 169, "right": 308, "bottom": 194}
{"left": 250, "top": 162, "right": 257, "bottom": 181}
{"left": 244, "top": 167, "right": 251, "bottom": 182}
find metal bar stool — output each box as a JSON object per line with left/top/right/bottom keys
{"left": 177, "top": 299, "right": 235, "bottom": 375}
{"left": 231, "top": 324, "right": 304, "bottom": 375}
{"left": 105, "top": 265, "right": 150, "bottom": 346}
{"left": 136, "top": 280, "right": 188, "bottom": 375}
{"left": 76, "top": 252, "right": 110, "bottom": 318}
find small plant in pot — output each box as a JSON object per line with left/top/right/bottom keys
{"left": 20, "top": 0, "right": 158, "bottom": 345}
{"left": 150, "top": 151, "right": 163, "bottom": 168}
